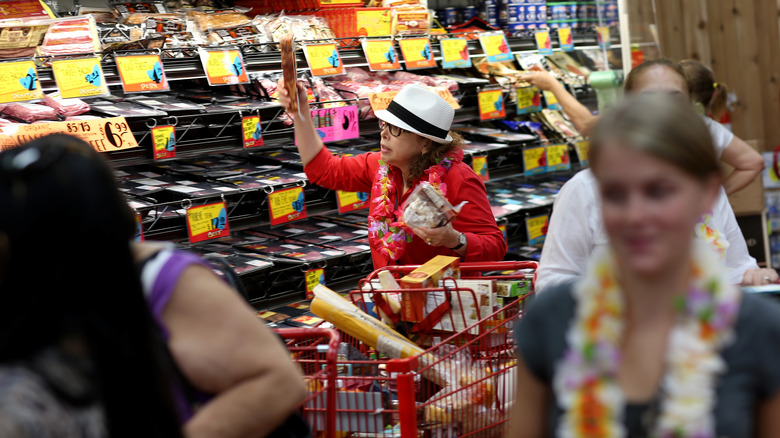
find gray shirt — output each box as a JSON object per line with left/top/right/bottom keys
{"left": 515, "top": 284, "right": 780, "bottom": 437}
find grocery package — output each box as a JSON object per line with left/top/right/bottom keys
{"left": 38, "top": 16, "right": 101, "bottom": 57}
{"left": 399, "top": 255, "right": 460, "bottom": 321}
{"left": 259, "top": 14, "right": 337, "bottom": 42}
{"left": 42, "top": 93, "right": 91, "bottom": 117}
{"left": 279, "top": 35, "right": 298, "bottom": 114}
{"left": 2, "top": 102, "right": 58, "bottom": 122}
{"left": 188, "top": 9, "right": 252, "bottom": 32}
{"left": 402, "top": 182, "right": 467, "bottom": 229}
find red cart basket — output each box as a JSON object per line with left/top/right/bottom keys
{"left": 276, "top": 260, "right": 537, "bottom": 438}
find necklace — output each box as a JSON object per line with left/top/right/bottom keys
{"left": 554, "top": 240, "right": 740, "bottom": 437}
{"left": 368, "top": 149, "right": 463, "bottom": 261}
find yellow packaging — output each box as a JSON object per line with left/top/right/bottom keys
{"left": 399, "top": 255, "right": 460, "bottom": 321}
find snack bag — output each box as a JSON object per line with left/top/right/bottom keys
{"left": 403, "top": 181, "right": 467, "bottom": 229}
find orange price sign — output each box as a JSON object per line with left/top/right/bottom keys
{"left": 0, "top": 116, "right": 138, "bottom": 153}
{"left": 478, "top": 89, "right": 505, "bottom": 121}
{"left": 198, "top": 48, "right": 249, "bottom": 85}
{"left": 303, "top": 43, "right": 344, "bottom": 77}
{"left": 362, "top": 39, "right": 400, "bottom": 71}
{"left": 116, "top": 54, "right": 169, "bottom": 93}
{"left": 398, "top": 38, "right": 436, "bottom": 69}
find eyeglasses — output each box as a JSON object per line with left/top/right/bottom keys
{"left": 378, "top": 120, "right": 405, "bottom": 137}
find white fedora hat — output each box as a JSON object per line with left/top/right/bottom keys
{"left": 375, "top": 84, "right": 454, "bottom": 144}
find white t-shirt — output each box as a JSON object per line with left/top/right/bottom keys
{"left": 702, "top": 115, "right": 734, "bottom": 156}
{"left": 535, "top": 169, "right": 758, "bottom": 291}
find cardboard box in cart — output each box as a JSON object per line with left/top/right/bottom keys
{"left": 399, "top": 256, "right": 459, "bottom": 322}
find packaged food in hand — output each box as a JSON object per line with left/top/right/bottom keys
{"left": 403, "top": 181, "right": 467, "bottom": 229}
{"left": 279, "top": 35, "right": 298, "bottom": 114}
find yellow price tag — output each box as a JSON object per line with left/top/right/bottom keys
{"left": 526, "top": 214, "right": 549, "bottom": 245}
{"left": 337, "top": 190, "right": 369, "bottom": 214}
{"left": 305, "top": 268, "right": 325, "bottom": 300}
{"left": 534, "top": 30, "right": 553, "bottom": 55}
{"left": 0, "top": 60, "right": 42, "bottom": 103}
{"left": 557, "top": 27, "right": 574, "bottom": 51}
{"left": 478, "top": 31, "right": 512, "bottom": 63}
{"left": 440, "top": 38, "right": 471, "bottom": 69}
{"left": 543, "top": 90, "right": 561, "bottom": 109}
{"left": 116, "top": 55, "right": 168, "bottom": 93}
{"left": 362, "top": 39, "right": 400, "bottom": 71}
{"left": 242, "top": 115, "right": 263, "bottom": 148}
{"left": 546, "top": 144, "right": 570, "bottom": 171}
{"left": 303, "top": 43, "right": 344, "bottom": 77}
{"left": 199, "top": 48, "right": 249, "bottom": 85}
{"left": 478, "top": 89, "right": 505, "bottom": 121}
{"left": 523, "top": 146, "right": 546, "bottom": 175}
{"left": 152, "top": 125, "right": 176, "bottom": 160}
{"left": 51, "top": 57, "right": 108, "bottom": 99}
{"left": 597, "top": 26, "right": 611, "bottom": 48}
{"left": 398, "top": 38, "right": 436, "bottom": 69}
{"left": 472, "top": 155, "right": 489, "bottom": 181}
{"left": 516, "top": 86, "right": 542, "bottom": 114}
{"left": 187, "top": 202, "right": 230, "bottom": 243}
{"left": 575, "top": 140, "right": 590, "bottom": 166}
{"left": 269, "top": 186, "right": 307, "bottom": 225}
{"left": 0, "top": 116, "right": 138, "bottom": 153}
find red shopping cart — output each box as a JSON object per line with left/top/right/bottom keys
{"left": 276, "top": 260, "right": 537, "bottom": 438}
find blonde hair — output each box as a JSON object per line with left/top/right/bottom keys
{"left": 589, "top": 94, "right": 720, "bottom": 182}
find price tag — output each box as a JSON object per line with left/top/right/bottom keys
{"left": 301, "top": 105, "right": 359, "bottom": 144}
{"left": 51, "top": 57, "right": 109, "bottom": 99}
{"left": 534, "top": 30, "right": 553, "bottom": 55}
{"left": 242, "top": 115, "right": 263, "bottom": 148}
{"left": 478, "top": 31, "right": 512, "bottom": 63}
{"left": 0, "top": 116, "right": 138, "bottom": 153}
{"left": 152, "top": 125, "right": 176, "bottom": 160}
{"left": 472, "top": 155, "right": 489, "bottom": 182}
{"left": 399, "top": 37, "right": 436, "bottom": 69}
{"left": 440, "top": 38, "right": 471, "bottom": 69}
{"left": 523, "top": 145, "right": 546, "bottom": 176}
{"left": 526, "top": 214, "right": 549, "bottom": 246}
{"left": 0, "top": 60, "right": 42, "bottom": 103}
{"left": 498, "top": 223, "right": 508, "bottom": 243}
{"left": 134, "top": 212, "right": 144, "bottom": 242}
{"left": 269, "top": 186, "right": 307, "bottom": 225}
{"left": 543, "top": 90, "right": 562, "bottom": 110}
{"left": 115, "top": 54, "right": 169, "bottom": 93}
{"left": 305, "top": 268, "right": 325, "bottom": 300}
{"left": 198, "top": 48, "right": 249, "bottom": 86}
{"left": 369, "top": 88, "right": 460, "bottom": 112}
{"left": 597, "top": 26, "right": 611, "bottom": 49}
{"left": 337, "top": 190, "right": 369, "bottom": 214}
{"left": 187, "top": 201, "right": 230, "bottom": 244}
{"left": 575, "top": 140, "right": 590, "bottom": 166}
{"left": 362, "top": 39, "right": 400, "bottom": 71}
{"left": 545, "top": 143, "right": 570, "bottom": 172}
{"left": 303, "top": 43, "right": 344, "bottom": 76}
{"left": 516, "top": 86, "right": 542, "bottom": 114}
{"left": 478, "top": 89, "right": 505, "bottom": 121}
{"left": 356, "top": 8, "right": 393, "bottom": 36}
{"left": 557, "top": 27, "right": 574, "bottom": 51}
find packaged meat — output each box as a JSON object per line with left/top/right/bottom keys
{"left": 38, "top": 16, "right": 101, "bottom": 57}
{"left": 122, "top": 13, "right": 179, "bottom": 25}
{"left": 279, "top": 35, "right": 298, "bottom": 114}
{"left": 43, "top": 93, "right": 91, "bottom": 117}
{"left": 188, "top": 10, "right": 251, "bottom": 31}
{"left": 312, "top": 78, "right": 344, "bottom": 106}
{"left": 2, "top": 102, "right": 58, "bottom": 122}
{"left": 113, "top": 2, "right": 167, "bottom": 16}
{"left": 403, "top": 182, "right": 467, "bottom": 229}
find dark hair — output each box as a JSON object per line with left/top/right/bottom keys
{"left": 624, "top": 58, "right": 691, "bottom": 95}
{"left": 0, "top": 134, "right": 183, "bottom": 437}
{"left": 590, "top": 94, "right": 720, "bottom": 182}
{"left": 408, "top": 131, "right": 464, "bottom": 182}
{"left": 680, "top": 59, "right": 729, "bottom": 119}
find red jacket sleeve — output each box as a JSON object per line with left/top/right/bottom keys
{"left": 303, "top": 147, "right": 377, "bottom": 193}
{"left": 445, "top": 163, "right": 507, "bottom": 262}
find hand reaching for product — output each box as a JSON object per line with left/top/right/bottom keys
{"left": 519, "top": 70, "right": 561, "bottom": 91}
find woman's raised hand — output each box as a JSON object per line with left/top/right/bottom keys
{"left": 276, "top": 78, "right": 309, "bottom": 118}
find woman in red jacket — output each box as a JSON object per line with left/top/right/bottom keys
{"left": 277, "top": 80, "right": 506, "bottom": 268}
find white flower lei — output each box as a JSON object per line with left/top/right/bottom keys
{"left": 553, "top": 240, "right": 740, "bottom": 438}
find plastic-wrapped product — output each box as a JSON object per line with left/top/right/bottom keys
{"left": 2, "top": 103, "right": 58, "bottom": 122}
{"left": 43, "top": 93, "right": 91, "bottom": 117}
{"left": 39, "top": 16, "right": 101, "bottom": 57}
{"left": 403, "top": 182, "right": 466, "bottom": 229}
{"left": 188, "top": 10, "right": 251, "bottom": 31}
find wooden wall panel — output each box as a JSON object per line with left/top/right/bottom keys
{"left": 631, "top": 0, "right": 780, "bottom": 151}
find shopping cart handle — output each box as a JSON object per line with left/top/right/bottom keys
{"left": 365, "top": 260, "right": 539, "bottom": 281}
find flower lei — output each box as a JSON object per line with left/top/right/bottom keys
{"left": 695, "top": 212, "right": 729, "bottom": 260}
{"left": 554, "top": 240, "right": 740, "bottom": 438}
{"left": 368, "top": 149, "right": 463, "bottom": 261}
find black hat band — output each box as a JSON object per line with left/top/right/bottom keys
{"left": 386, "top": 101, "right": 449, "bottom": 140}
